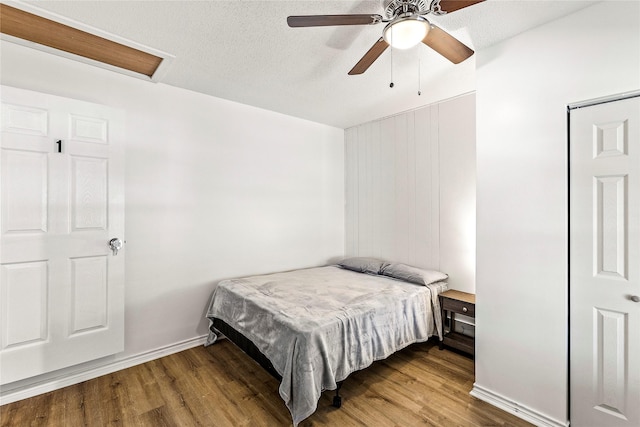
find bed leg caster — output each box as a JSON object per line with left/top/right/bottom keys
{"left": 332, "top": 395, "right": 342, "bottom": 408}
{"left": 332, "top": 381, "right": 343, "bottom": 408}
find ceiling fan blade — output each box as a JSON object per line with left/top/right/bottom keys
{"left": 422, "top": 25, "right": 474, "bottom": 64}
{"left": 287, "top": 14, "right": 382, "bottom": 27}
{"left": 348, "top": 38, "right": 389, "bottom": 75}
{"left": 436, "top": 0, "right": 485, "bottom": 14}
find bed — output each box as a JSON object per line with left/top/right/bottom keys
{"left": 205, "top": 258, "right": 448, "bottom": 426}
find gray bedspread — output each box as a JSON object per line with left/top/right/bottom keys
{"left": 205, "top": 265, "right": 447, "bottom": 426}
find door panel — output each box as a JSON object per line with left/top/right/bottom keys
{"left": 1, "top": 103, "right": 48, "bottom": 137}
{"left": 0, "top": 261, "right": 48, "bottom": 348}
{"left": 71, "top": 156, "right": 108, "bottom": 230}
{"left": 2, "top": 150, "right": 48, "bottom": 233}
{"left": 570, "top": 95, "right": 640, "bottom": 426}
{"left": 592, "top": 307, "right": 628, "bottom": 419}
{"left": 69, "top": 114, "right": 108, "bottom": 144}
{"left": 0, "top": 86, "right": 124, "bottom": 385}
{"left": 594, "top": 174, "right": 627, "bottom": 279}
{"left": 70, "top": 255, "right": 108, "bottom": 334}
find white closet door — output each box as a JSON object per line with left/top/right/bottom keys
{"left": 0, "top": 86, "right": 125, "bottom": 384}
{"left": 570, "top": 95, "right": 640, "bottom": 426}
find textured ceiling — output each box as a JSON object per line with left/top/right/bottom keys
{"left": 20, "top": 0, "right": 597, "bottom": 128}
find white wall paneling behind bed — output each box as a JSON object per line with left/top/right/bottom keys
{"left": 344, "top": 93, "right": 476, "bottom": 293}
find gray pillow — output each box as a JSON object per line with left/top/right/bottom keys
{"left": 381, "top": 263, "right": 448, "bottom": 285}
{"left": 338, "top": 257, "right": 390, "bottom": 275}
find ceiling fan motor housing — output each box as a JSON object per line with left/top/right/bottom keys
{"left": 382, "top": 0, "right": 431, "bottom": 19}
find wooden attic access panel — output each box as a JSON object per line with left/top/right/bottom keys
{"left": 0, "top": 3, "right": 163, "bottom": 77}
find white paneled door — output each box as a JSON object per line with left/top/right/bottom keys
{"left": 0, "top": 86, "right": 124, "bottom": 385}
{"left": 570, "top": 94, "right": 640, "bottom": 426}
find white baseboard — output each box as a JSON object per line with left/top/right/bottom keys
{"left": 0, "top": 335, "right": 208, "bottom": 406}
{"left": 470, "top": 384, "right": 569, "bottom": 427}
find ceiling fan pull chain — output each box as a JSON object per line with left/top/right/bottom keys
{"left": 418, "top": 58, "right": 422, "bottom": 95}
{"left": 390, "top": 49, "right": 394, "bottom": 88}
{"left": 390, "top": 32, "right": 394, "bottom": 88}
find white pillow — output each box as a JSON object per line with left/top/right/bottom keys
{"left": 381, "top": 263, "right": 448, "bottom": 285}
{"left": 338, "top": 257, "right": 390, "bottom": 275}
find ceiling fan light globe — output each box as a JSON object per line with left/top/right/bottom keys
{"left": 383, "top": 16, "right": 429, "bottom": 50}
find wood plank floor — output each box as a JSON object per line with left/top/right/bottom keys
{"left": 1, "top": 339, "right": 533, "bottom": 426}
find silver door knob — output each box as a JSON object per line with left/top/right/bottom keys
{"left": 631, "top": 295, "right": 640, "bottom": 303}
{"left": 109, "top": 238, "right": 123, "bottom": 255}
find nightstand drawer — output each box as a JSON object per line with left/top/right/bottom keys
{"left": 441, "top": 297, "right": 475, "bottom": 317}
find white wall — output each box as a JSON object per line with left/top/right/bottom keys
{"left": 0, "top": 41, "right": 344, "bottom": 395}
{"left": 474, "top": 2, "right": 640, "bottom": 425}
{"left": 345, "top": 93, "right": 476, "bottom": 292}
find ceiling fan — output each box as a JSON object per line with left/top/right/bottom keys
{"left": 287, "top": 0, "right": 484, "bottom": 75}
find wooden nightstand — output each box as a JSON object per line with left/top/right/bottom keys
{"left": 439, "top": 290, "right": 475, "bottom": 357}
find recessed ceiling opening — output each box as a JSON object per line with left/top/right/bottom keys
{"left": 0, "top": 3, "right": 172, "bottom": 81}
